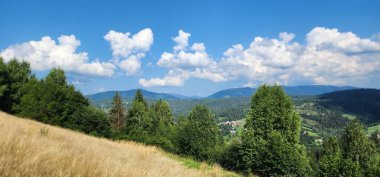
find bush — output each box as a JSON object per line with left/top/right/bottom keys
{"left": 69, "top": 106, "right": 111, "bottom": 137}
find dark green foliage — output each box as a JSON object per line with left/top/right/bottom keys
{"left": 124, "top": 90, "right": 152, "bottom": 140}
{"left": 152, "top": 99, "right": 174, "bottom": 128}
{"left": 245, "top": 85, "right": 301, "bottom": 144}
{"left": 109, "top": 92, "right": 125, "bottom": 131}
{"left": 318, "top": 137, "right": 341, "bottom": 177}
{"left": 317, "top": 120, "right": 380, "bottom": 177}
{"left": 133, "top": 89, "right": 148, "bottom": 109}
{"left": 339, "top": 120, "right": 379, "bottom": 176}
{"left": 18, "top": 68, "right": 90, "bottom": 128}
{"left": 222, "top": 85, "right": 311, "bottom": 176}
{"left": 0, "top": 60, "right": 110, "bottom": 137}
{"left": 68, "top": 106, "right": 111, "bottom": 137}
{"left": 16, "top": 76, "right": 43, "bottom": 119}
{"left": 0, "top": 58, "right": 31, "bottom": 113}
{"left": 145, "top": 100, "right": 177, "bottom": 152}
{"left": 0, "top": 58, "right": 7, "bottom": 97}
{"left": 39, "top": 68, "right": 73, "bottom": 124}
{"left": 176, "top": 105, "right": 223, "bottom": 162}
{"left": 219, "top": 139, "right": 247, "bottom": 172}
{"left": 62, "top": 85, "right": 90, "bottom": 123}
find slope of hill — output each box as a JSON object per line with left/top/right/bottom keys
{"left": 208, "top": 85, "right": 355, "bottom": 98}
{"left": 318, "top": 89, "right": 380, "bottom": 123}
{"left": 0, "top": 111, "right": 238, "bottom": 177}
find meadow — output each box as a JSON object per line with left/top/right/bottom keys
{"left": 0, "top": 111, "right": 238, "bottom": 177}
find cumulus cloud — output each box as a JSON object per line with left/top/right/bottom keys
{"left": 0, "top": 35, "right": 115, "bottom": 77}
{"left": 141, "top": 30, "right": 227, "bottom": 87}
{"left": 139, "top": 69, "right": 190, "bottom": 87}
{"left": 140, "top": 27, "right": 380, "bottom": 87}
{"left": 173, "top": 30, "right": 191, "bottom": 51}
{"left": 104, "top": 28, "right": 153, "bottom": 75}
{"left": 306, "top": 27, "right": 380, "bottom": 53}
{"left": 295, "top": 27, "right": 380, "bottom": 85}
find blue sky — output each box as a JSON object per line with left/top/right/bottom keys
{"left": 1, "top": 0, "right": 380, "bottom": 96}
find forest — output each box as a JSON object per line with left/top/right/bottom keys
{"left": 1, "top": 58, "right": 379, "bottom": 176}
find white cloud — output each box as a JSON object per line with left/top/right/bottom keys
{"left": 104, "top": 28, "right": 153, "bottom": 75}
{"left": 139, "top": 69, "right": 190, "bottom": 87}
{"left": 295, "top": 28, "right": 380, "bottom": 85}
{"left": 141, "top": 30, "right": 227, "bottom": 87}
{"left": 173, "top": 30, "right": 191, "bottom": 51}
{"left": 306, "top": 27, "right": 380, "bottom": 53}
{"left": 157, "top": 31, "right": 214, "bottom": 69}
{"left": 0, "top": 35, "right": 115, "bottom": 77}
{"left": 119, "top": 54, "right": 143, "bottom": 75}
{"left": 140, "top": 27, "right": 380, "bottom": 88}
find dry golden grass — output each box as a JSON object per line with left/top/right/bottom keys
{"left": 0, "top": 111, "right": 239, "bottom": 177}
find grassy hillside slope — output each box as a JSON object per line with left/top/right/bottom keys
{"left": 0, "top": 111, "right": 238, "bottom": 177}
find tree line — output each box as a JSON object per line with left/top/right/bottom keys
{"left": 0, "top": 58, "right": 111, "bottom": 137}
{"left": 1, "top": 57, "right": 379, "bottom": 176}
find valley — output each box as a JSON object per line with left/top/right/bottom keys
{"left": 88, "top": 87, "right": 380, "bottom": 148}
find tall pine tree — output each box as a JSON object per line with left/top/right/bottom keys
{"left": 125, "top": 89, "right": 151, "bottom": 140}
{"left": 109, "top": 92, "right": 125, "bottom": 131}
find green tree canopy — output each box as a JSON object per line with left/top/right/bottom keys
{"left": 339, "top": 120, "right": 378, "bottom": 176}
{"left": 318, "top": 137, "right": 341, "bottom": 177}
{"left": 177, "top": 105, "right": 223, "bottom": 162}
{"left": 0, "top": 59, "right": 31, "bottom": 113}
{"left": 133, "top": 89, "right": 147, "bottom": 109}
{"left": 317, "top": 120, "right": 379, "bottom": 177}
{"left": 223, "top": 85, "right": 311, "bottom": 176}
{"left": 69, "top": 106, "right": 111, "bottom": 137}
{"left": 125, "top": 90, "right": 151, "bottom": 140}
{"left": 153, "top": 100, "right": 173, "bottom": 128}
{"left": 245, "top": 85, "right": 301, "bottom": 144}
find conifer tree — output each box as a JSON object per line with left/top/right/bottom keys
{"left": 109, "top": 92, "right": 125, "bottom": 131}
{"left": 134, "top": 89, "right": 147, "bottom": 109}
{"left": 153, "top": 99, "right": 173, "bottom": 129}
{"left": 125, "top": 89, "right": 151, "bottom": 140}
{"left": 146, "top": 99, "right": 176, "bottom": 151}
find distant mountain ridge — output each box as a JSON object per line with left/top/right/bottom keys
{"left": 87, "top": 89, "right": 181, "bottom": 101}
{"left": 86, "top": 85, "right": 356, "bottom": 101}
{"left": 207, "top": 85, "right": 355, "bottom": 99}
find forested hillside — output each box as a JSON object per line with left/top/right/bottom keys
{"left": 318, "top": 89, "right": 380, "bottom": 123}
